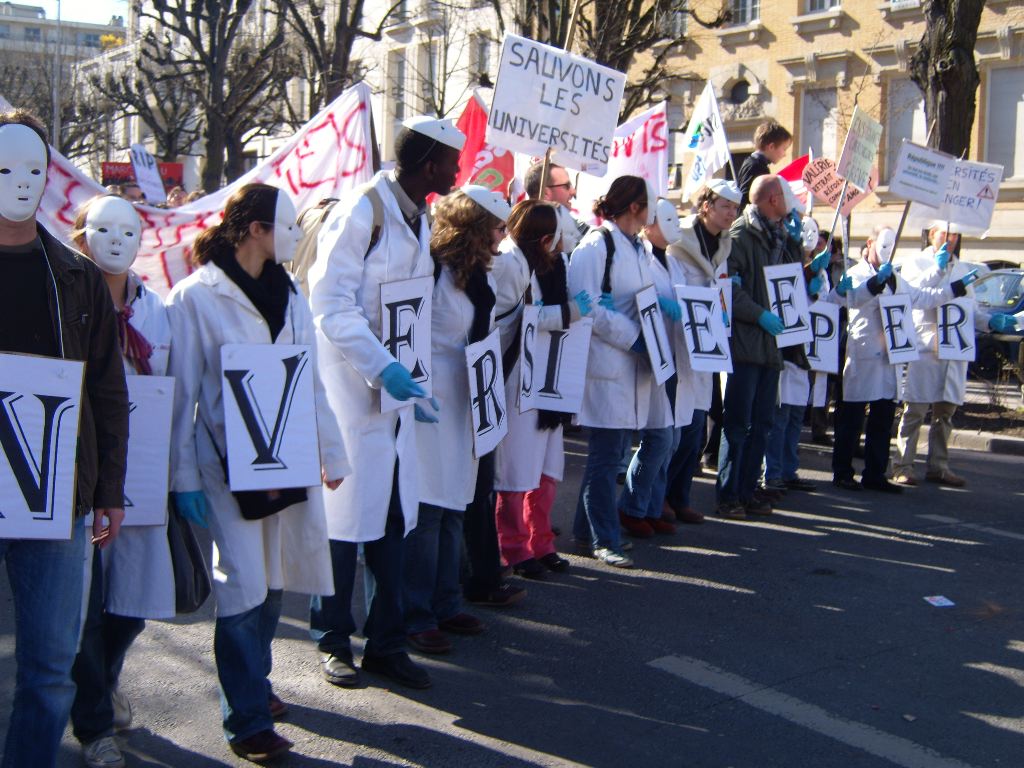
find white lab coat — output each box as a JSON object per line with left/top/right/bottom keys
{"left": 643, "top": 244, "right": 677, "bottom": 429}
{"left": 101, "top": 277, "right": 176, "bottom": 619}
{"left": 491, "top": 243, "right": 569, "bottom": 492}
{"left": 897, "top": 248, "right": 992, "bottom": 405}
{"left": 666, "top": 215, "right": 733, "bottom": 417}
{"left": 829, "top": 258, "right": 953, "bottom": 403}
{"left": 567, "top": 222, "right": 660, "bottom": 430}
{"left": 415, "top": 266, "right": 496, "bottom": 510}
{"left": 308, "top": 171, "right": 433, "bottom": 542}
{"left": 779, "top": 361, "right": 810, "bottom": 407}
{"left": 166, "top": 263, "right": 349, "bottom": 618}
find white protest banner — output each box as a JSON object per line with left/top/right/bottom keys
{"left": 635, "top": 285, "right": 676, "bottom": 384}
{"left": 379, "top": 276, "right": 433, "bottom": 413}
{"left": 123, "top": 376, "right": 174, "bottom": 526}
{"left": 802, "top": 157, "right": 877, "bottom": 216}
{"left": 519, "top": 306, "right": 593, "bottom": 414}
{"left": 936, "top": 298, "right": 976, "bottom": 362}
{"left": 466, "top": 329, "right": 508, "bottom": 458}
{"left": 487, "top": 34, "right": 626, "bottom": 175}
{"left": 889, "top": 141, "right": 957, "bottom": 208}
{"left": 763, "top": 263, "right": 813, "bottom": 348}
{"left": 878, "top": 294, "right": 920, "bottom": 364}
{"left": 715, "top": 277, "right": 733, "bottom": 337}
{"left": 836, "top": 106, "right": 883, "bottom": 192}
{"left": 0, "top": 354, "right": 84, "bottom": 539}
{"left": 675, "top": 284, "right": 732, "bottom": 373}
{"left": 129, "top": 143, "right": 167, "bottom": 204}
{"left": 220, "top": 344, "right": 320, "bottom": 492}
{"left": 681, "top": 82, "right": 732, "bottom": 199}
{"left": 907, "top": 159, "right": 1003, "bottom": 236}
{"left": 35, "top": 82, "right": 373, "bottom": 297}
{"left": 575, "top": 103, "right": 669, "bottom": 224}
{"left": 805, "top": 300, "right": 841, "bottom": 374}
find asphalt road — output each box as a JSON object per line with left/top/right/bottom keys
{"left": 2, "top": 433, "right": 1023, "bottom": 767}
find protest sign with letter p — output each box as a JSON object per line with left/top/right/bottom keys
{"left": 806, "top": 301, "right": 841, "bottom": 374}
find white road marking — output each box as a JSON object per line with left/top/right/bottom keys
{"left": 917, "top": 514, "right": 1024, "bottom": 542}
{"left": 820, "top": 549, "right": 957, "bottom": 573}
{"left": 648, "top": 655, "right": 980, "bottom": 768}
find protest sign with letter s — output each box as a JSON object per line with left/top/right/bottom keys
{"left": 763, "top": 263, "right": 813, "bottom": 348}
{"left": 466, "top": 329, "right": 508, "bottom": 458}
{"left": 519, "top": 305, "right": 593, "bottom": 415}
{"left": 123, "top": 376, "right": 175, "bottom": 526}
{"left": 634, "top": 285, "right": 676, "bottom": 385}
{"left": 936, "top": 298, "right": 976, "bottom": 362}
{"left": 877, "top": 294, "right": 920, "bottom": 364}
{"left": 0, "top": 353, "right": 84, "bottom": 539}
{"left": 379, "top": 276, "right": 433, "bottom": 413}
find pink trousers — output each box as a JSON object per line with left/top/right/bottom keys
{"left": 495, "top": 475, "right": 558, "bottom": 565}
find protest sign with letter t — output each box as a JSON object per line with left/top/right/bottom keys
{"left": 634, "top": 285, "right": 676, "bottom": 384}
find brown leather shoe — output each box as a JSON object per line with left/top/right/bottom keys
{"left": 675, "top": 506, "right": 705, "bottom": 525}
{"left": 230, "top": 729, "right": 293, "bottom": 763}
{"left": 407, "top": 629, "right": 452, "bottom": 655}
{"left": 716, "top": 501, "right": 746, "bottom": 520}
{"left": 650, "top": 518, "right": 677, "bottom": 535}
{"left": 438, "top": 612, "right": 486, "bottom": 635}
{"left": 925, "top": 470, "right": 965, "bottom": 487}
{"left": 268, "top": 692, "right": 288, "bottom": 719}
{"left": 619, "top": 511, "right": 655, "bottom": 538}
{"left": 744, "top": 499, "right": 773, "bottom": 516}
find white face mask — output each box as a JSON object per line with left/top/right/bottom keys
{"left": 273, "top": 193, "right": 302, "bottom": 264}
{"left": 0, "top": 124, "right": 48, "bottom": 222}
{"left": 84, "top": 196, "right": 142, "bottom": 274}
{"left": 801, "top": 218, "right": 820, "bottom": 253}
{"left": 875, "top": 228, "right": 897, "bottom": 262}
{"left": 655, "top": 199, "right": 682, "bottom": 245}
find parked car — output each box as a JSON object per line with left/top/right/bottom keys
{"left": 969, "top": 268, "right": 1024, "bottom": 381}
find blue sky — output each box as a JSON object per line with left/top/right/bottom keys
{"left": 36, "top": 0, "right": 129, "bottom": 24}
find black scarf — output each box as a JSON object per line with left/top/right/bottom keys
{"left": 534, "top": 257, "right": 573, "bottom": 431}
{"left": 464, "top": 264, "right": 495, "bottom": 344}
{"left": 694, "top": 218, "right": 720, "bottom": 262}
{"left": 212, "top": 251, "right": 294, "bottom": 341}
{"left": 752, "top": 208, "right": 785, "bottom": 266}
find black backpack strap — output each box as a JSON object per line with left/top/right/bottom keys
{"left": 600, "top": 228, "right": 615, "bottom": 294}
{"left": 433, "top": 259, "right": 443, "bottom": 283}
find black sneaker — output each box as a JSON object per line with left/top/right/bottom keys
{"left": 319, "top": 652, "right": 361, "bottom": 688}
{"left": 862, "top": 478, "right": 903, "bottom": 494}
{"left": 832, "top": 476, "right": 863, "bottom": 491}
{"left": 362, "top": 651, "right": 431, "bottom": 689}
{"left": 538, "top": 552, "right": 569, "bottom": 572}
{"left": 512, "top": 558, "right": 546, "bottom": 579}
{"left": 784, "top": 477, "right": 816, "bottom": 492}
{"left": 465, "top": 583, "right": 526, "bottom": 608}
{"left": 230, "top": 729, "right": 293, "bottom": 763}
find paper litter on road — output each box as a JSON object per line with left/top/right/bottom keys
{"left": 924, "top": 596, "right": 955, "bottom": 607}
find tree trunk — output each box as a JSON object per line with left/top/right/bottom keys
{"left": 224, "top": 129, "right": 249, "bottom": 184}
{"left": 909, "top": 0, "right": 985, "bottom": 156}
{"left": 202, "top": 113, "right": 227, "bottom": 191}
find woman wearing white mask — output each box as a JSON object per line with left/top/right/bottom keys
{"left": 66, "top": 195, "right": 173, "bottom": 768}
{"left": 166, "top": 184, "right": 349, "bottom": 763}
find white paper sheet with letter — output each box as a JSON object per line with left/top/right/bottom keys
{"left": 379, "top": 276, "right": 433, "bottom": 414}
{"left": 518, "top": 306, "right": 593, "bottom": 415}
{"left": 763, "top": 263, "right": 813, "bottom": 348}
{"left": 936, "top": 298, "right": 976, "bottom": 362}
{"left": 123, "top": 376, "right": 174, "bottom": 525}
{"left": 675, "top": 284, "right": 732, "bottom": 373}
{"left": 466, "top": 329, "right": 508, "bottom": 458}
{"left": 634, "top": 285, "right": 676, "bottom": 385}
{"left": 877, "top": 294, "right": 920, "bottom": 364}
{"left": 806, "top": 300, "right": 841, "bottom": 374}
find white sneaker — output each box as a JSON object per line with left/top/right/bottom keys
{"left": 83, "top": 736, "right": 125, "bottom": 768}
{"left": 110, "top": 687, "right": 132, "bottom": 730}
{"left": 593, "top": 548, "right": 634, "bottom": 568}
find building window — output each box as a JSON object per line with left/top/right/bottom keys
{"left": 807, "top": 0, "right": 839, "bottom": 12}
{"left": 475, "top": 35, "right": 491, "bottom": 76}
{"left": 421, "top": 41, "right": 438, "bottom": 114}
{"left": 24, "top": 26, "right": 40, "bottom": 41}
{"left": 80, "top": 32, "right": 101, "bottom": 47}
{"left": 660, "top": 0, "right": 688, "bottom": 38}
{"left": 390, "top": 51, "right": 407, "bottom": 121}
{"left": 885, "top": 78, "right": 926, "bottom": 182}
{"left": 800, "top": 88, "right": 838, "bottom": 161}
{"left": 729, "top": 80, "right": 750, "bottom": 104}
{"left": 987, "top": 66, "right": 1024, "bottom": 179}
{"left": 730, "top": 0, "right": 759, "bottom": 24}
{"left": 0, "top": 24, "right": 9, "bottom": 38}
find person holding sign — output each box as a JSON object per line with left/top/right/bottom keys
{"left": 568, "top": 175, "right": 665, "bottom": 568}
{"left": 828, "top": 226, "right": 973, "bottom": 494}
{"left": 664, "top": 179, "right": 741, "bottom": 523}
{"left": 308, "top": 116, "right": 465, "bottom": 691}
{"left": 166, "top": 184, "right": 349, "bottom": 763}
{"left": 717, "top": 175, "right": 813, "bottom": 519}
{"left": 402, "top": 186, "right": 507, "bottom": 655}
{"left": 67, "top": 195, "right": 175, "bottom": 768}
{"left": 0, "top": 111, "right": 130, "bottom": 768}
{"left": 493, "top": 200, "right": 590, "bottom": 578}
{"left": 891, "top": 225, "right": 1009, "bottom": 487}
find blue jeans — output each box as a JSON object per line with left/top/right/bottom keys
{"left": 0, "top": 518, "right": 86, "bottom": 768}
{"left": 403, "top": 503, "right": 464, "bottom": 634}
{"left": 215, "top": 589, "right": 282, "bottom": 742}
{"left": 718, "top": 363, "right": 780, "bottom": 504}
{"left": 666, "top": 410, "right": 707, "bottom": 510}
{"left": 765, "top": 403, "right": 806, "bottom": 482}
{"left": 310, "top": 477, "right": 407, "bottom": 659}
{"left": 575, "top": 428, "right": 633, "bottom": 550}
{"left": 620, "top": 427, "right": 677, "bottom": 520}
{"left": 71, "top": 547, "right": 145, "bottom": 743}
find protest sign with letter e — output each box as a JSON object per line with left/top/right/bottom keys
{"left": 675, "top": 284, "right": 732, "bottom": 373}
{"left": 466, "top": 329, "right": 508, "bottom": 458}
{"left": 123, "top": 376, "right": 175, "bottom": 525}
{"left": 129, "top": 143, "right": 167, "bottom": 204}
{"left": 0, "top": 353, "right": 84, "bottom": 539}
{"left": 379, "top": 276, "right": 433, "bottom": 413}
{"left": 635, "top": 285, "right": 676, "bottom": 384}
{"left": 518, "top": 305, "right": 593, "bottom": 414}
{"left": 220, "top": 344, "right": 320, "bottom": 492}
{"left": 763, "top": 263, "right": 813, "bottom": 347}
{"left": 805, "top": 300, "right": 841, "bottom": 374}
{"left": 877, "top": 295, "right": 920, "bottom": 364}
{"left": 936, "top": 298, "right": 976, "bottom": 362}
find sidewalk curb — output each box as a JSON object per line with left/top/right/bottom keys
{"left": 929, "top": 426, "right": 1024, "bottom": 456}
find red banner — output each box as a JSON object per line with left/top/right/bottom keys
{"left": 101, "top": 161, "right": 184, "bottom": 190}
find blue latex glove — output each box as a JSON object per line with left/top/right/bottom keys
{"left": 171, "top": 491, "right": 209, "bottom": 528}
{"left": 631, "top": 335, "right": 647, "bottom": 354}
{"left": 380, "top": 362, "right": 425, "bottom": 402}
{"left": 934, "top": 242, "right": 950, "bottom": 271}
{"left": 598, "top": 292, "right": 615, "bottom": 311}
{"left": 534, "top": 299, "right": 544, "bottom": 306}
{"left": 414, "top": 396, "right": 440, "bottom": 423}
{"left": 875, "top": 261, "right": 894, "bottom": 283}
{"left": 808, "top": 276, "right": 823, "bottom": 296}
{"left": 658, "top": 295, "right": 682, "bottom": 323}
{"left": 758, "top": 311, "right": 785, "bottom": 336}
{"left": 573, "top": 290, "right": 593, "bottom": 317}
{"left": 784, "top": 210, "right": 802, "bottom": 241}
{"left": 730, "top": 274, "right": 742, "bottom": 288}
{"left": 960, "top": 268, "right": 979, "bottom": 287}
{"left": 809, "top": 248, "right": 830, "bottom": 274}
{"left": 835, "top": 274, "right": 853, "bottom": 297}
{"left": 989, "top": 313, "right": 1017, "bottom": 333}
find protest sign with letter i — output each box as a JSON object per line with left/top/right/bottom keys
{"left": 518, "top": 305, "right": 592, "bottom": 415}
{"left": 0, "top": 353, "right": 84, "bottom": 539}
{"left": 466, "top": 329, "right": 508, "bottom": 458}
{"left": 123, "top": 376, "right": 175, "bottom": 525}
{"left": 762, "top": 263, "right": 813, "bottom": 347}
{"left": 634, "top": 285, "right": 676, "bottom": 384}
{"left": 379, "top": 276, "right": 433, "bottom": 413}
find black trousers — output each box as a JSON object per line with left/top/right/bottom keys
{"left": 461, "top": 452, "right": 502, "bottom": 599}
{"left": 832, "top": 398, "right": 897, "bottom": 484}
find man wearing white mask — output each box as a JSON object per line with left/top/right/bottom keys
{"left": 308, "top": 116, "right": 465, "bottom": 690}
{"left": 0, "top": 111, "right": 129, "bottom": 768}
{"left": 891, "top": 224, "right": 1014, "bottom": 487}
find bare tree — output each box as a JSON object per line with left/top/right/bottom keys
{"left": 909, "top": 0, "right": 986, "bottom": 156}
